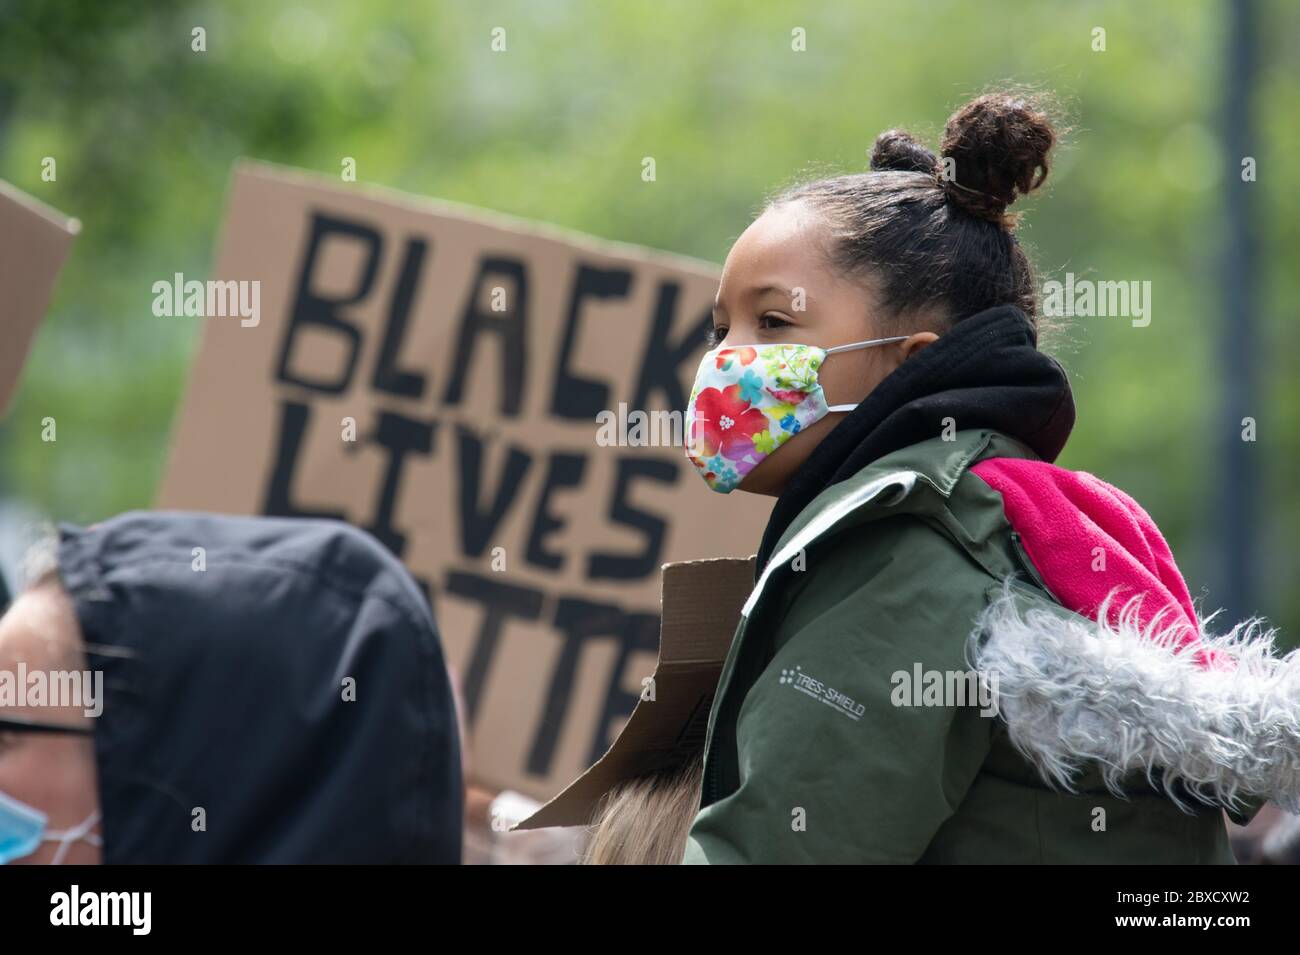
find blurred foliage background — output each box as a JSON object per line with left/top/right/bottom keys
{"left": 1, "top": 0, "right": 1297, "bottom": 640}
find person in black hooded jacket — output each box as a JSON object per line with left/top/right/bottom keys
{"left": 0, "top": 511, "right": 462, "bottom": 864}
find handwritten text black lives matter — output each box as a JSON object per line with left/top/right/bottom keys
{"left": 263, "top": 212, "right": 714, "bottom": 779}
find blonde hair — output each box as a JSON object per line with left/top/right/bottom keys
{"left": 582, "top": 755, "right": 703, "bottom": 865}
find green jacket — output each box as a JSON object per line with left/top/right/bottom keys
{"left": 684, "top": 429, "right": 1280, "bottom": 864}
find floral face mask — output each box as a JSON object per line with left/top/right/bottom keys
{"left": 684, "top": 336, "right": 909, "bottom": 493}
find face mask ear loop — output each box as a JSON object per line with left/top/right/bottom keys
{"left": 823, "top": 335, "right": 911, "bottom": 412}
{"left": 823, "top": 335, "right": 910, "bottom": 355}
{"left": 46, "top": 810, "right": 101, "bottom": 865}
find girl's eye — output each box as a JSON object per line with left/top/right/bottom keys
{"left": 705, "top": 325, "right": 728, "bottom": 348}
{"left": 758, "top": 313, "right": 792, "bottom": 331}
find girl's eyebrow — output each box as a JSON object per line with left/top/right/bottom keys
{"left": 716, "top": 283, "right": 794, "bottom": 314}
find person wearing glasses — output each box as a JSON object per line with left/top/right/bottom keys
{"left": 0, "top": 511, "right": 463, "bottom": 864}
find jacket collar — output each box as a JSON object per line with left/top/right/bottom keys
{"left": 754, "top": 305, "right": 1075, "bottom": 574}
{"left": 743, "top": 429, "right": 1032, "bottom": 620}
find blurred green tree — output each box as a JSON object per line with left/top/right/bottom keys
{"left": 1, "top": 0, "right": 1296, "bottom": 642}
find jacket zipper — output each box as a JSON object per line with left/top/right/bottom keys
{"left": 1009, "top": 531, "right": 1054, "bottom": 598}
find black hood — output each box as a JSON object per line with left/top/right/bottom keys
{"left": 755, "top": 305, "right": 1076, "bottom": 572}
{"left": 58, "top": 511, "right": 462, "bottom": 864}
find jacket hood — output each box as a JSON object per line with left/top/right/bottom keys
{"left": 756, "top": 305, "right": 1075, "bottom": 573}
{"left": 59, "top": 511, "right": 462, "bottom": 863}
{"left": 969, "top": 459, "right": 1300, "bottom": 816}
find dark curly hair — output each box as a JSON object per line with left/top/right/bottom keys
{"left": 769, "top": 90, "right": 1060, "bottom": 332}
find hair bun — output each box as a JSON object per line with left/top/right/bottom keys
{"left": 939, "top": 92, "right": 1056, "bottom": 227}
{"left": 869, "top": 129, "right": 939, "bottom": 175}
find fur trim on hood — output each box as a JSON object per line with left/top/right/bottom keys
{"left": 971, "top": 584, "right": 1300, "bottom": 814}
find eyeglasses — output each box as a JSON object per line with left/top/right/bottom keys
{"left": 0, "top": 715, "right": 94, "bottom": 736}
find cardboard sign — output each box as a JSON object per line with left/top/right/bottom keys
{"left": 159, "top": 162, "right": 770, "bottom": 800}
{"left": 0, "top": 180, "right": 80, "bottom": 418}
{"left": 516, "top": 556, "right": 756, "bottom": 830}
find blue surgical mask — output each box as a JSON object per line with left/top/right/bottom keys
{"left": 0, "top": 789, "right": 101, "bottom": 864}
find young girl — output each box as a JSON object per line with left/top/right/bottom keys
{"left": 588, "top": 90, "right": 1300, "bottom": 864}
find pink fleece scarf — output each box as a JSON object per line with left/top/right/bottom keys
{"left": 972, "top": 457, "right": 1202, "bottom": 653}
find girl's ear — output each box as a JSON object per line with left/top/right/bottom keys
{"left": 900, "top": 331, "right": 939, "bottom": 360}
